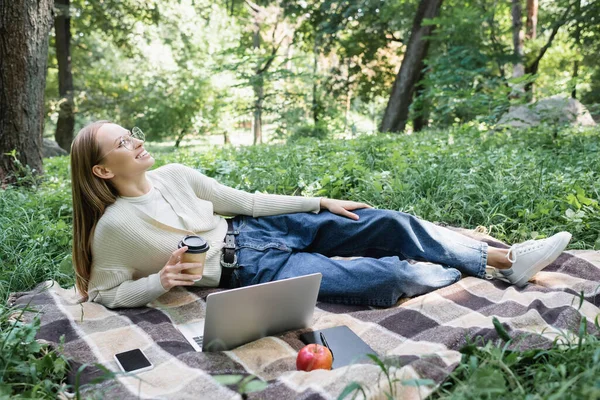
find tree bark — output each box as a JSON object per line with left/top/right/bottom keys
{"left": 54, "top": 0, "right": 75, "bottom": 153}
{"left": 380, "top": 0, "right": 443, "bottom": 133}
{"left": 344, "top": 59, "right": 352, "bottom": 133}
{"left": 0, "top": 0, "right": 54, "bottom": 184}
{"left": 524, "top": 3, "right": 572, "bottom": 95}
{"left": 511, "top": 0, "right": 525, "bottom": 77}
{"left": 252, "top": 76, "right": 264, "bottom": 145}
{"left": 526, "top": 0, "right": 538, "bottom": 39}
{"left": 510, "top": 0, "right": 526, "bottom": 99}
{"left": 412, "top": 59, "right": 429, "bottom": 132}
{"left": 174, "top": 129, "right": 185, "bottom": 148}
{"left": 312, "top": 40, "right": 319, "bottom": 124}
{"left": 572, "top": 0, "right": 581, "bottom": 99}
{"left": 252, "top": 12, "right": 262, "bottom": 145}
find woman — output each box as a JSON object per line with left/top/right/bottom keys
{"left": 71, "top": 121, "right": 571, "bottom": 309}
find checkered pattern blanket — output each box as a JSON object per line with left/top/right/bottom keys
{"left": 8, "top": 230, "right": 600, "bottom": 399}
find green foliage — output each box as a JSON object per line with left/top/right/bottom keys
{"left": 0, "top": 157, "right": 73, "bottom": 302}
{"left": 0, "top": 305, "right": 70, "bottom": 398}
{"left": 43, "top": 0, "right": 600, "bottom": 141}
{"left": 431, "top": 313, "right": 600, "bottom": 399}
{"left": 419, "top": 45, "right": 511, "bottom": 126}
{"left": 287, "top": 121, "right": 331, "bottom": 142}
{"left": 45, "top": 0, "right": 241, "bottom": 143}
{"left": 212, "top": 374, "right": 268, "bottom": 395}
{"left": 282, "top": 0, "right": 416, "bottom": 101}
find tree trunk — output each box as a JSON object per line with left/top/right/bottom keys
{"left": 511, "top": 0, "right": 525, "bottom": 99}
{"left": 511, "top": 0, "right": 524, "bottom": 78}
{"left": 252, "top": 14, "right": 262, "bottom": 145}
{"left": 526, "top": 0, "right": 538, "bottom": 39}
{"left": 0, "top": 0, "right": 54, "bottom": 185}
{"left": 380, "top": 0, "right": 443, "bottom": 133}
{"left": 312, "top": 41, "right": 319, "bottom": 124}
{"left": 524, "top": 4, "right": 572, "bottom": 96}
{"left": 252, "top": 77, "right": 263, "bottom": 145}
{"left": 223, "top": 131, "right": 231, "bottom": 145}
{"left": 344, "top": 89, "right": 352, "bottom": 133}
{"left": 572, "top": 0, "right": 581, "bottom": 99}
{"left": 343, "top": 58, "right": 351, "bottom": 133}
{"left": 511, "top": 0, "right": 525, "bottom": 78}
{"left": 54, "top": 0, "right": 75, "bottom": 153}
{"left": 174, "top": 129, "right": 185, "bottom": 148}
{"left": 412, "top": 59, "right": 429, "bottom": 132}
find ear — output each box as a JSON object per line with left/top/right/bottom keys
{"left": 92, "top": 164, "right": 115, "bottom": 180}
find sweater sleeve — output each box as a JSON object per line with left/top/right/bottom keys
{"left": 181, "top": 165, "right": 322, "bottom": 217}
{"left": 87, "top": 217, "right": 168, "bottom": 309}
{"left": 87, "top": 268, "right": 167, "bottom": 309}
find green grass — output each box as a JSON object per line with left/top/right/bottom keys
{"left": 0, "top": 304, "right": 70, "bottom": 398}
{"left": 1, "top": 123, "right": 599, "bottom": 398}
{"left": 431, "top": 318, "right": 600, "bottom": 399}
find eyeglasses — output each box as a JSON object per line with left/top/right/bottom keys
{"left": 98, "top": 127, "right": 145, "bottom": 160}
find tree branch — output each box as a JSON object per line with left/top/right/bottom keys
{"left": 480, "top": 0, "right": 507, "bottom": 78}
{"left": 526, "top": 2, "right": 574, "bottom": 74}
{"left": 244, "top": 0, "right": 262, "bottom": 14}
{"left": 384, "top": 30, "right": 403, "bottom": 43}
{"left": 258, "top": 35, "right": 285, "bottom": 74}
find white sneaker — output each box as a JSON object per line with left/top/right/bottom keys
{"left": 485, "top": 232, "right": 572, "bottom": 287}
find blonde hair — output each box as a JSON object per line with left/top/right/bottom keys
{"left": 70, "top": 121, "right": 118, "bottom": 299}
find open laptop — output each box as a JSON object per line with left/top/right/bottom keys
{"left": 177, "top": 273, "right": 322, "bottom": 352}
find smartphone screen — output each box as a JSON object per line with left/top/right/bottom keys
{"left": 114, "top": 349, "right": 153, "bottom": 373}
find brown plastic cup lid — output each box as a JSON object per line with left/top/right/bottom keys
{"left": 178, "top": 235, "right": 209, "bottom": 254}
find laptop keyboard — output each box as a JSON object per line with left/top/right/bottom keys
{"left": 192, "top": 336, "right": 204, "bottom": 348}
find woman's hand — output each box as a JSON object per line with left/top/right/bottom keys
{"left": 159, "top": 246, "right": 203, "bottom": 290}
{"left": 320, "top": 198, "right": 373, "bottom": 220}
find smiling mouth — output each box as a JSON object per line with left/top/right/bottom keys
{"left": 136, "top": 150, "right": 150, "bottom": 159}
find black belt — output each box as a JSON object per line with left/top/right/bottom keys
{"left": 219, "top": 219, "right": 238, "bottom": 288}
{"left": 222, "top": 219, "right": 237, "bottom": 265}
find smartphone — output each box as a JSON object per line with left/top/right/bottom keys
{"left": 114, "top": 348, "right": 154, "bottom": 373}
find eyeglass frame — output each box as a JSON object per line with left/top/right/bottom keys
{"left": 97, "top": 127, "right": 145, "bottom": 161}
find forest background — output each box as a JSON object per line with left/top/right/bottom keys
{"left": 2, "top": 0, "right": 600, "bottom": 164}
{"left": 43, "top": 0, "right": 600, "bottom": 147}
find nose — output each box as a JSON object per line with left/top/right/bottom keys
{"left": 133, "top": 137, "right": 144, "bottom": 147}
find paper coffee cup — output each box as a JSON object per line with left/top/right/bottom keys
{"left": 178, "top": 235, "right": 210, "bottom": 278}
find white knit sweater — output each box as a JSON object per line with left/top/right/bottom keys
{"left": 87, "top": 163, "right": 321, "bottom": 308}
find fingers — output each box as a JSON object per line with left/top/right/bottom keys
{"left": 338, "top": 208, "right": 359, "bottom": 220}
{"left": 161, "top": 271, "right": 202, "bottom": 290}
{"left": 170, "top": 272, "right": 202, "bottom": 282}
{"left": 346, "top": 211, "right": 360, "bottom": 220}
{"left": 167, "top": 246, "right": 188, "bottom": 265}
{"left": 170, "top": 262, "right": 204, "bottom": 272}
{"left": 346, "top": 201, "right": 372, "bottom": 210}
{"left": 171, "top": 280, "right": 198, "bottom": 286}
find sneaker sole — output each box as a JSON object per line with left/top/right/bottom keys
{"left": 511, "top": 232, "right": 572, "bottom": 287}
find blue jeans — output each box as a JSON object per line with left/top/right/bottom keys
{"left": 226, "top": 209, "right": 487, "bottom": 307}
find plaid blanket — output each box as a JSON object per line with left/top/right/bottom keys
{"left": 8, "top": 230, "right": 600, "bottom": 400}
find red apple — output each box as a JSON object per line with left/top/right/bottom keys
{"left": 296, "top": 344, "right": 333, "bottom": 371}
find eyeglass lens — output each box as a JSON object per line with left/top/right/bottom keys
{"left": 123, "top": 127, "right": 145, "bottom": 150}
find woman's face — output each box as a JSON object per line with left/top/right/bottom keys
{"left": 94, "top": 123, "right": 154, "bottom": 180}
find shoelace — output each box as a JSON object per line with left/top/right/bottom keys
{"left": 505, "top": 239, "right": 545, "bottom": 263}
{"left": 484, "top": 239, "right": 546, "bottom": 280}
{"left": 484, "top": 267, "right": 506, "bottom": 280}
